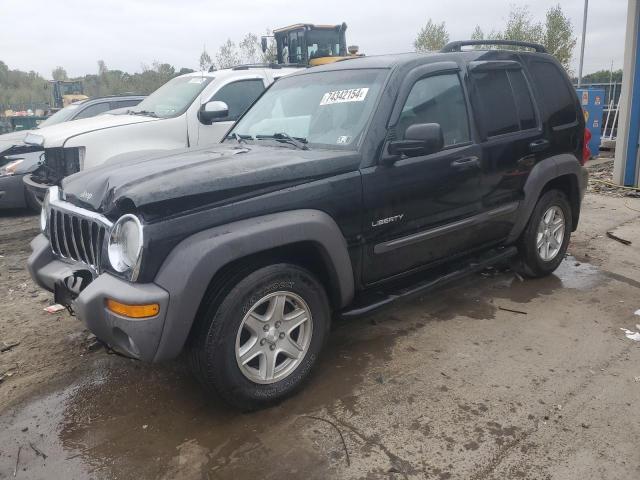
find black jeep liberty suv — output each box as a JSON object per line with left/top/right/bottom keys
{"left": 28, "top": 40, "right": 589, "bottom": 410}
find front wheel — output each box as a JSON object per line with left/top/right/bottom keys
{"left": 188, "top": 264, "right": 331, "bottom": 410}
{"left": 515, "top": 189, "right": 572, "bottom": 278}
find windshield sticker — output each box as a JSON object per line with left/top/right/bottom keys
{"left": 337, "top": 136, "right": 351, "bottom": 145}
{"left": 320, "top": 88, "right": 369, "bottom": 106}
{"left": 189, "top": 78, "right": 207, "bottom": 84}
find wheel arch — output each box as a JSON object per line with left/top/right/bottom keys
{"left": 507, "top": 154, "right": 587, "bottom": 243}
{"left": 152, "top": 209, "right": 355, "bottom": 361}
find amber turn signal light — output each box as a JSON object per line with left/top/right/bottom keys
{"left": 105, "top": 299, "right": 159, "bottom": 318}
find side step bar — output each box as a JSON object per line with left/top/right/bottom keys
{"left": 339, "top": 246, "right": 518, "bottom": 319}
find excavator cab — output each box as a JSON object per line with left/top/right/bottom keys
{"left": 263, "top": 23, "right": 359, "bottom": 67}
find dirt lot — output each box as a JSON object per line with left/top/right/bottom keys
{"left": 1, "top": 171, "right": 640, "bottom": 479}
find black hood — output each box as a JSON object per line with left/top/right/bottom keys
{"left": 61, "top": 143, "right": 361, "bottom": 220}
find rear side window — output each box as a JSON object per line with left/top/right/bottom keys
{"left": 527, "top": 61, "right": 577, "bottom": 127}
{"left": 472, "top": 69, "right": 519, "bottom": 137}
{"left": 210, "top": 79, "right": 265, "bottom": 120}
{"left": 508, "top": 70, "right": 536, "bottom": 130}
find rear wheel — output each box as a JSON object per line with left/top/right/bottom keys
{"left": 188, "top": 264, "right": 330, "bottom": 410}
{"left": 515, "top": 189, "right": 572, "bottom": 278}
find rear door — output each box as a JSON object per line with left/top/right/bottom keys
{"left": 468, "top": 60, "right": 543, "bottom": 242}
{"left": 360, "top": 67, "right": 484, "bottom": 284}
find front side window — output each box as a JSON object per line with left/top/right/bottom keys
{"left": 398, "top": 73, "right": 470, "bottom": 146}
{"left": 131, "top": 76, "right": 213, "bottom": 118}
{"left": 230, "top": 69, "right": 388, "bottom": 150}
{"left": 209, "top": 79, "right": 265, "bottom": 121}
{"left": 306, "top": 29, "right": 341, "bottom": 60}
{"left": 73, "top": 102, "right": 111, "bottom": 120}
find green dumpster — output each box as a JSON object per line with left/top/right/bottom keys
{"left": 10, "top": 116, "right": 49, "bottom": 131}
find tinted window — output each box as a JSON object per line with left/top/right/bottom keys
{"left": 211, "top": 79, "right": 265, "bottom": 120}
{"left": 73, "top": 102, "right": 111, "bottom": 120}
{"left": 508, "top": 70, "right": 536, "bottom": 130}
{"left": 111, "top": 99, "right": 142, "bottom": 109}
{"left": 473, "top": 69, "right": 519, "bottom": 137}
{"left": 528, "top": 61, "right": 576, "bottom": 126}
{"left": 398, "top": 73, "right": 470, "bottom": 146}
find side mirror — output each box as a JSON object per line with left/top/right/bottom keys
{"left": 261, "top": 37, "right": 268, "bottom": 53}
{"left": 198, "top": 101, "right": 229, "bottom": 125}
{"left": 387, "top": 123, "right": 444, "bottom": 160}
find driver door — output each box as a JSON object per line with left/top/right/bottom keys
{"left": 360, "top": 70, "right": 484, "bottom": 284}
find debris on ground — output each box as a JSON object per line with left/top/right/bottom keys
{"left": 620, "top": 326, "right": 640, "bottom": 342}
{"left": 43, "top": 304, "right": 65, "bottom": 313}
{"left": 13, "top": 445, "right": 21, "bottom": 477}
{"left": 29, "top": 442, "right": 47, "bottom": 460}
{"left": 587, "top": 160, "right": 640, "bottom": 197}
{"left": 498, "top": 306, "right": 528, "bottom": 315}
{"left": 0, "top": 341, "right": 20, "bottom": 353}
{"left": 606, "top": 231, "right": 632, "bottom": 246}
{"left": 634, "top": 310, "right": 640, "bottom": 317}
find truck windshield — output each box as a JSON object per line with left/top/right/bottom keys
{"left": 230, "top": 68, "right": 387, "bottom": 150}
{"left": 37, "top": 103, "right": 81, "bottom": 128}
{"left": 130, "top": 75, "right": 213, "bottom": 118}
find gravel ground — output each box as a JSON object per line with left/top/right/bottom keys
{"left": 1, "top": 191, "right": 640, "bottom": 480}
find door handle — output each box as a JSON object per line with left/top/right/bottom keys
{"left": 529, "top": 139, "right": 550, "bottom": 153}
{"left": 451, "top": 156, "right": 479, "bottom": 169}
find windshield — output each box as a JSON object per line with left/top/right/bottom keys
{"left": 230, "top": 69, "right": 387, "bottom": 150}
{"left": 307, "top": 29, "right": 341, "bottom": 60}
{"left": 131, "top": 75, "right": 213, "bottom": 118}
{"left": 37, "top": 103, "right": 81, "bottom": 128}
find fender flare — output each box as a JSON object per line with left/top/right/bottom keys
{"left": 506, "top": 154, "right": 587, "bottom": 243}
{"left": 152, "top": 209, "right": 355, "bottom": 361}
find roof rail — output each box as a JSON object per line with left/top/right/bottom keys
{"left": 230, "top": 63, "right": 309, "bottom": 70}
{"left": 440, "top": 40, "right": 547, "bottom": 53}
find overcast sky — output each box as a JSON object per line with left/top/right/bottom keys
{"left": 0, "top": 0, "right": 628, "bottom": 78}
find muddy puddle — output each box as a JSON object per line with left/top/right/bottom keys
{"left": 0, "top": 256, "right": 609, "bottom": 478}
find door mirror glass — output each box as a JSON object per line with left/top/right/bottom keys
{"left": 199, "top": 101, "right": 229, "bottom": 124}
{"left": 387, "top": 123, "right": 444, "bottom": 158}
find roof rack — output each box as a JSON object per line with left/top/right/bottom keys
{"left": 440, "top": 40, "right": 547, "bottom": 53}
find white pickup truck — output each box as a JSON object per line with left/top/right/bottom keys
{"left": 24, "top": 65, "right": 300, "bottom": 201}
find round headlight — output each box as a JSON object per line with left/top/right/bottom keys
{"left": 40, "top": 191, "right": 49, "bottom": 233}
{"left": 108, "top": 214, "right": 143, "bottom": 273}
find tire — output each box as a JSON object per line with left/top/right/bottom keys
{"left": 188, "top": 263, "right": 331, "bottom": 411}
{"left": 515, "top": 189, "right": 572, "bottom": 278}
{"left": 24, "top": 187, "right": 41, "bottom": 213}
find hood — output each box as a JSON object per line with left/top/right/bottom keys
{"left": 0, "top": 132, "right": 42, "bottom": 162}
{"left": 0, "top": 129, "right": 32, "bottom": 145}
{"left": 26, "top": 113, "right": 161, "bottom": 148}
{"left": 61, "top": 143, "right": 361, "bottom": 218}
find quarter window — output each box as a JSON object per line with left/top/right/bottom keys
{"left": 398, "top": 73, "right": 470, "bottom": 146}
{"left": 528, "top": 61, "right": 577, "bottom": 127}
{"left": 210, "top": 79, "right": 265, "bottom": 121}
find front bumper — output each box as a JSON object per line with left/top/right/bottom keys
{"left": 22, "top": 173, "right": 51, "bottom": 204}
{"left": 28, "top": 234, "right": 169, "bottom": 361}
{"left": 0, "top": 174, "right": 27, "bottom": 209}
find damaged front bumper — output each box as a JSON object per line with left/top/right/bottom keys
{"left": 28, "top": 234, "right": 169, "bottom": 361}
{"left": 23, "top": 173, "right": 51, "bottom": 204}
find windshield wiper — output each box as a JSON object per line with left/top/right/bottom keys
{"left": 256, "top": 132, "right": 309, "bottom": 150}
{"left": 128, "top": 109, "right": 158, "bottom": 117}
{"left": 226, "top": 133, "right": 254, "bottom": 144}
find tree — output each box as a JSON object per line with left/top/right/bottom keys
{"left": 544, "top": 4, "right": 576, "bottom": 71}
{"left": 216, "top": 39, "right": 241, "bottom": 69}
{"left": 239, "top": 33, "right": 260, "bottom": 64}
{"left": 503, "top": 5, "right": 544, "bottom": 44}
{"left": 51, "top": 66, "right": 68, "bottom": 81}
{"left": 471, "top": 25, "right": 484, "bottom": 41}
{"left": 199, "top": 47, "right": 213, "bottom": 71}
{"left": 414, "top": 19, "right": 449, "bottom": 52}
